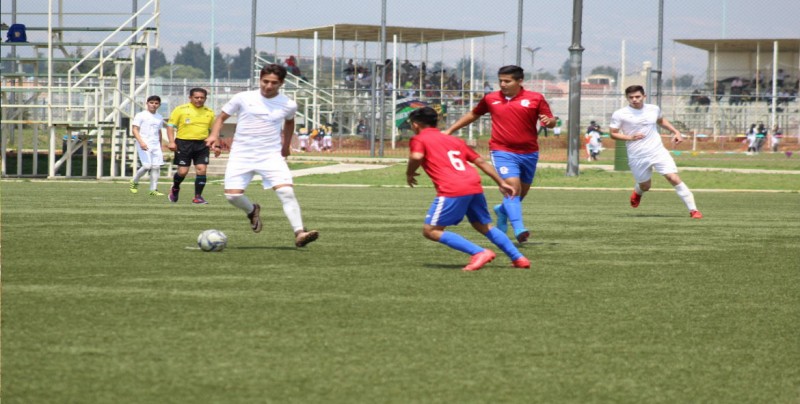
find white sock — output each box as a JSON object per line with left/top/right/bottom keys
{"left": 674, "top": 182, "right": 697, "bottom": 211}
{"left": 225, "top": 193, "right": 254, "bottom": 214}
{"left": 634, "top": 183, "right": 643, "bottom": 195}
{"left": 275, "top": 186, "right": 304, "bottom": 233}
{"left": 149, "top": 166, "right": 160, "bottom": 191}
{"left": 133, "top": 164, "right": 151, "bottom": 183}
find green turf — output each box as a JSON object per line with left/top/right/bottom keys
{"left": 2, "top": 179, "right": 799, "bottom": 403}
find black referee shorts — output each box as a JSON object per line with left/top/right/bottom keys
{"left": 174, "top": 139, "right": 210, "bottom": 167}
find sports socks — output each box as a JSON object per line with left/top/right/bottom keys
{"left": 484, "top": 227, "right": 523, "bottom": 261}
{"left": 438, "top": 231, "right": 484, "bottom": 256}
{"left": 275, "top": 186, "right": 304, "bottom": 232}
{"left": 172, "top": 172, "right": 185, "bottom": 189}
{"left": 149, "top": 166, "right": 160, "bottom": 191}
{"left": 195, "top": 175, "right": 207, "bottom": 197}
{"left": 673, "top": 182, "right": 697, "bottom": 211}
{"left": 225, "top": 193, "right": 254, "bottom": 214}
{"left": 132, "top": 164, "right": 151, "bottom": 184}
{"left": 634, "top": 183, "right": 643, "bottom": 195}
{"left": 502, "top": 196, "right": 525, "bottom": 233}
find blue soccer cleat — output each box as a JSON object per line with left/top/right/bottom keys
{"left": 493, "top": 204, "right": 508, "bottom": 234}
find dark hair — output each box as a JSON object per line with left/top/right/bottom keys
{"left": 260, "top": 64, "right": 287, "bottom": 81}
{"left": 146, "top": 95, "right": 161, "bottom": 103}
{"left": 498, "top": 65, "right": 524, "bottom": 80}
{"left": 408, "top": 107, "right": 438, "bottom": 127}
{"left": 189, "top": 87, "right": 208, "bottom": 97}
{"left": 625, "top": 85, "right": 645, "bottom": 96}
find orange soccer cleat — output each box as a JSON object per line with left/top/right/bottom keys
{"left": 463, "top": 249, "right": 496, "bottom": 271}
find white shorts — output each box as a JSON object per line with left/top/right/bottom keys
{"left": 137, "top": 144, "right": 164, "bottom": 166}
{"left": 628, "top": 148, "right": 678, "bottom": 183}
{"left": 553, "top": 127, "right": 561, "bottom": 135}
{"left": 323, "top": 136, "right": 332, "bottom": 148}
{"left": 224, "top": 156, "right": 293, "bottom": 190}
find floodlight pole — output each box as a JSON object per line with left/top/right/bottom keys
{"left": 379, "top": 0, "right": 387, "bottom": 157}
{"left": 515, "top": 0, "right": 523, "bottom": 66}
{"left": 566, "top": 0, "right": 584, "bottom": 177}
{"left": 655, "top": 0, "right": 664, "bottom": 108}
{"left": 250, "top": 0, "right": 256, "bottom": 81}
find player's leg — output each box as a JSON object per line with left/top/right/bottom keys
{"left": 466, "top": 195, "right": 529, "bottom": 268}
{"left": 148, "top": 147, "right": 164, "bottom": 195}
{"left": 489, "top": 151, "right": 520, "bottom": 235}
{"left": 262, "top": 159, "right": 318, "bottom": 246}
{"left": 503, "top": 152, "right": 538, "bottom": 242}
{"left": 169, "top": 139, "right": 191, "bottom": 202}
{"left": 224, "top": 164, "right": 261, "bottom": 232}
{"left": 130, "top": 146, "right": 153, "bottom": 193}
{"left": 628, "top": 157, "right": 653, "bottom": 208}
{"left": 657, "top": 155, "right": 701, "bottom": 218}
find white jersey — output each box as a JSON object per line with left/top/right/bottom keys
{"left": 132, "top": 110, "right": 164, "bottom": 147}
{"left": 222, "top": 90, "right": 297, "bottom": 160}
{"left": 587, "top": 131, "right": 602, "bottom": 151}
{"left": 609, "top": 103, "right": 665, "bottom": 160}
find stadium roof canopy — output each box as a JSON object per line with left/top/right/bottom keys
{"left": 257, "top": 24, "right": 504, "bottom": 44}
{"left": 675, "top": 38, "right": 800, "bottom": 53}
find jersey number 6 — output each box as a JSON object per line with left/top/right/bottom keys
{"left": 447, "top": 150, "right": 466, "bottom": 171}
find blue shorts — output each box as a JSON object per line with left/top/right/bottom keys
{"left": 424, "top": 193, "right": 492, "bottom": 227}
{"left": 490, "top": 150, "right": 539, "bottom": 184}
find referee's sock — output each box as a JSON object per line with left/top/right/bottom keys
{"left": 439, "top": 231, "right": 484, "bottom": 256}
{"left": 172, "top": 172, "right": 185, "bottom": 189}
{"left": 195, "top": 175, "right": 207, "bottom": 196}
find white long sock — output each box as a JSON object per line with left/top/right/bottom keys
{"left": 634, "top": 183, "right": 643, "bottom": 195}
{"left": 133, "top": 164, "right": 151, "bottom": 183}
{"left": 275, "top": 186, "right": 304, "bottom": 232}
{"left": 674, "top": 182, "right": 697, "bottom": 211}
{"left": 225, "top": 193, "right": 254, "bottom": 214}
{"left": 149, "top": 166, "right": 160, "bottom": 191}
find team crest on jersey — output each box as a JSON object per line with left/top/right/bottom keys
{"left": 499, "top": 166, "right": 509, "bottom": 175}
{"left": 492, "top": 101, "right": 502, "bottom": 105}
{"left": 521, "top": 99, "right": 530, "bottom": 107}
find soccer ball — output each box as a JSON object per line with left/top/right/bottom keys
{"left": 197, "top": 229, "right": 228, "bottom": 252}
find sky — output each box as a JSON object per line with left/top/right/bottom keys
{"left": 3, "top": 0, "right": 799, "bottom": 78}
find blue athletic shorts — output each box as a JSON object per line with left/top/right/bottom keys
{"left": 424, "top": 193, "right": 492, "bottom": 227}
{"left": 490, "top": 150, "right": 539, "bottom": 184}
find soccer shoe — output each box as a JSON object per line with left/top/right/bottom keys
{"left": 630, "top": 190, "right": 642, "bottom": 208}
{"left": 514, "top": 229, "right": 530, "bottom": 243}
{"left": 463, "top": 249, "right": 496, "bottom": 271}
{"left": 148, "top": 190, "right": 165, "bottom": 196}
{"left": 493, "top": 204, "right": 508, "bottom": 234}
{"left": 690, "top": 210, "right": 703, "bottom": 219}
{"left": 295, "top": 229, "right": 319, "bottom": 247}
{"left": 192, "top": 195, "right": 208, "bottom": 205}
{"left": 129, "top": 180, "right": 139, "bottom": 194}
{"left": 168, "top": 187, "right": 180, "bottom": 203}
{"left": 248, "top": 203, "right": 262, "bottom": 233}
{"left": 512, "top": 256, "right": 531, "bottom": 269}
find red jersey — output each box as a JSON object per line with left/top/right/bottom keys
{"left": 409, "top": 127, "right": 484, "bottom": 197}
{"left": 472, "top": 88, "right": 553, "bottom": 153}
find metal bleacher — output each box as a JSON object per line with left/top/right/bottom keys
{"left": 0, "top": 0, "right": 160, "bottom": 178}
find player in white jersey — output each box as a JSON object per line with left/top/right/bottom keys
{"left": 206, "top": 64, "right": 319, "bottom": 247}
{"left": 129, "top": 95, "right": 166, "bottom": 196}
{"left": 609, "top": 85, "right": 702, "bottom": 219}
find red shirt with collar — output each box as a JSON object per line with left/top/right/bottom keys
{"left": 409, "top": 127, "right": 483, "bottom": 197}
{"left": 472, "top": 88, "right": 553, "bottom": 153}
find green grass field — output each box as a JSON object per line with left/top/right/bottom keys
{"left": 2, "top": 172, "right": 799, "bottom": 402}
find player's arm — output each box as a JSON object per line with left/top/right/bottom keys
{"left": 131, "top": 124, "right": 148, "bottom": 151}
{"left": 657, "top": 116, "right": 683, "bottom": 144}
{"left": 442, "top": 111, "right": 479, "bottom": 135}
{"left": 472, "top": 156, "right": 515, "bottom": 197}
{"left": 406, "top": 152, "right": 424, "bottom": 187}
{"left": 207, "top": 111, "right": 230, "bottom": 157}
{"left": 609, "top": 127, "right": 644, "bottom": 142}
{"left": 281, "top": 118, "right": 296, "bottom": 158}
{"left": 166, "top": 110, "right": 178, "bottom": 151}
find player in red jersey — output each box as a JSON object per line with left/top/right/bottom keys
{"left": 406, "top": 107, "right": 530, "bottom": 271}
{"left": 444, "top": 65, "right": 556, "bottom": 243}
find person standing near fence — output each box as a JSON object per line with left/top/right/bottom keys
{"left": 443, "top": 65, "right": 556, "bottom": 243}
{"left": 406, "top": 107, "right": 530, "bottom": 271}
{"left": 166, "top": 88, "right": 215, "bottom": 204}
{"left": 129, "top": 95, "right": 166, "bottom": 196}
{"left": 609, "top": 85, "right": 702, "bottom": 219}
{"left": 206, "top": 64, "right": 319, "bottom": 248}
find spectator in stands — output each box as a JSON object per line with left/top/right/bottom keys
{"left": 775, "top": 68, "right": 786, "bottom": 88}
{"left": 356, "top": 118, "right": 369, "bottom": 137}
{"left": 745, "top": 124, "right": 758, "bottom": 154}
{"left": 730, "top": 77, "right": 744, "bottom": 105}
{"left": 715, "top": 81, "right": 725, "bottom": 102}
{"left": 756, "top": 123, "right": 767, "bottom": 151}
{"left": 129, "top": 95, "right": 166, "bottom": 196}
{"left": 166, "top": 88, "right": 215, "bottom": 204}
{"left": 343, "top": 59, "right": 355, "bottom": 82}
{"left": 771, "top": 124, "right": 783, "bottom": 152}
{"left": 298, "top": 127, "right": 310, "bottom": 152}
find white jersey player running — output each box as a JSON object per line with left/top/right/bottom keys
{"left": 206, "top": 64, "right": 319, "bottom": 247}
{"left": 609, "top": 85, "right": 702, "bottom": 219}
{"left": 130, "top": 95, "right": 166, "bottom": 195}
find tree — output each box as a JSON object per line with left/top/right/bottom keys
{"left": 135, "top": 48, "right": 168, "bottom": 76}
{"left": 211, "top": 46, "right": 227, "bottom": 79}
{"left": 174, "top": 41, "right": 210, "bottom": 76}
{"left": 153, "top": 64, "right": 205, "bottom": 79}
{"left": 665, "top": 74, "right": 695, "bottom": 88}
{"left": 228, "top": 47, "right": 253, "bottom": 79}
{"left": 559, "top": 58, "right": 570, "bottom": 80}
{"left": 590, "top": 65, "right": 618, "bottom": 78}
